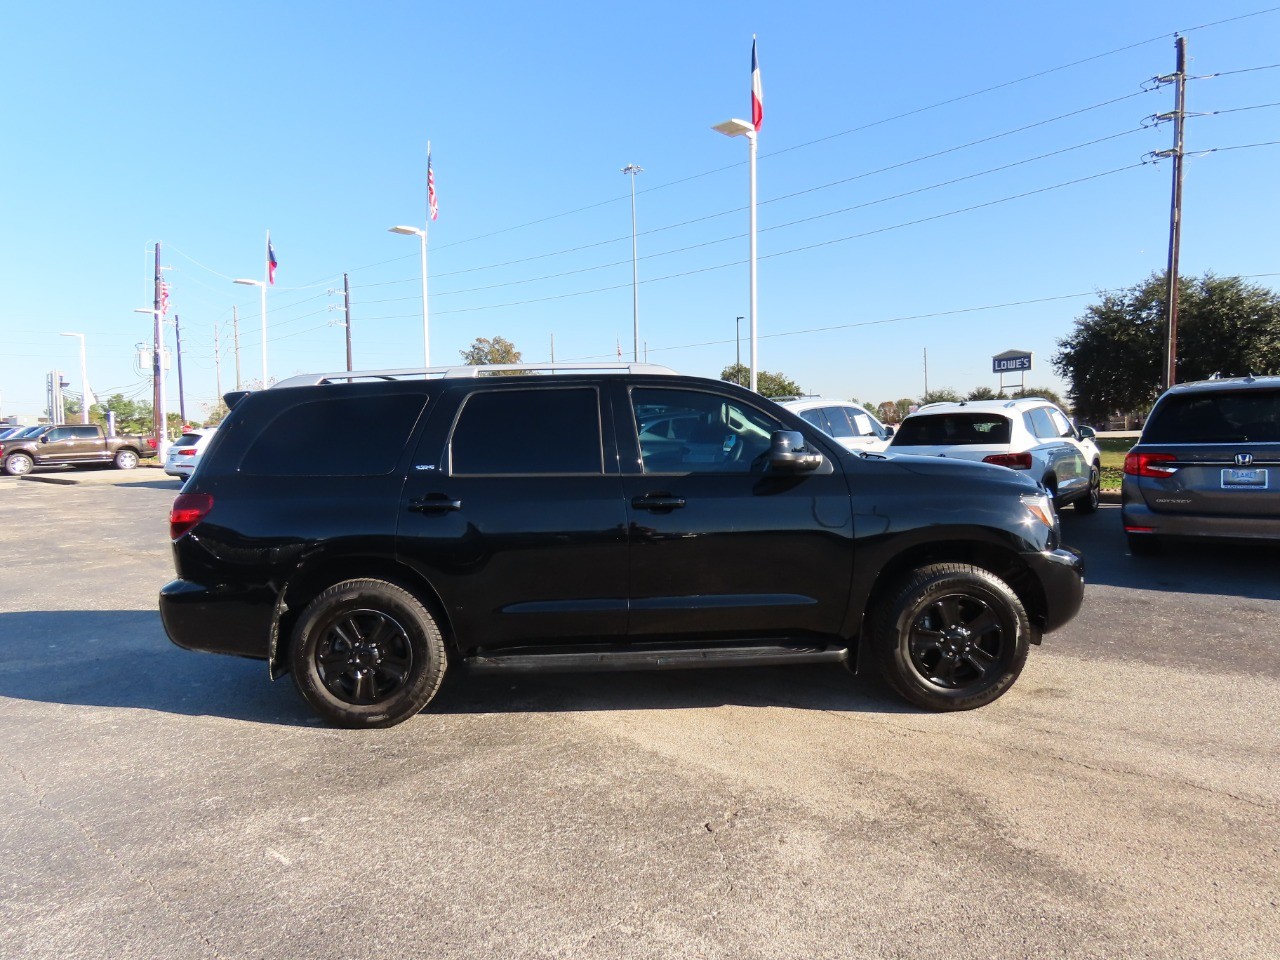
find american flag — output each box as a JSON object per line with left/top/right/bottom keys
{"left": 427, "top": 149, "right": 439, "bottom": 222}
{"left": 751, "top": 37, "right": 763, "bottom": 131}
{"left": 160, "top": 281, "right": 170, "bottom": 316}
{"left": 267, "top": 236, "right": 278, "bottom": 285}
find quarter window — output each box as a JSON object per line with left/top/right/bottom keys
{"left": 449, "top": 388, "right": 602, "bottom": 475}
{"left": 240, "top": 393, "right": 427, "bottom": 476}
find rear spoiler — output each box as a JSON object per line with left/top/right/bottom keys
{"left": 223, "top": 391, "right": 251, "bottom": 410}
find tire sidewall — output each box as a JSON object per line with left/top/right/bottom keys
{"left": 875, "top": 566, "right": 1029, "bottom": 711}
{"left": 5, "top": 453, "right": 33, "bottom": 476}
{"left": 115, "top": 449, "right": 139, "bottom": 470}
{"left": 290, "top": 580, "right": 445, "bottom": 728}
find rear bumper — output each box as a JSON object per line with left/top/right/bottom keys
{"left": 1121, "top": 501, "right": 1280, "bottom": 542}
{"left": 159, "top": 578, "right": 274, "bottom": 660}
{"left": 1023, "top": 547, "right": 1085, "bottom": 634}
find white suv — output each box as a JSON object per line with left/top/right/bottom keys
{"left": 886, "top": 398, "right": 1101, "bottom": 512}
{"left": 164, "top": 428, "right": 217, "bottom": 480}
{"left": 777, "top": 397, "right": 894, "bottom": 454}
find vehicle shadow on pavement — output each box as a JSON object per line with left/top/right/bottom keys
{"left": 0, "top": 610, "right": 312, "bottom": 726}
{"left": 0, "top": 610, "right": 914, "bottom": 723}
{"left": 1059, "top": 507, "right": 1280, "bottom": 601}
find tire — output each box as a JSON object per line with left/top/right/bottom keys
{"left": 1074, "top": 464, "right": 1101, "bottom": 514}
{"left": 4, "top": 453, "right": 33, "bottom": 477}
{"left": 114, "top": 449, "right": 139, "bottom": 470}
{"left": 289, "top": 579, "right": 447, "bottom": 728}
{"left": 870, "top": 563, "right": 1030, "bottom": 711}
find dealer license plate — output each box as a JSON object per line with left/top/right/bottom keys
{"left": 1221, "top": 468, "right": 1268, "bottom": 488}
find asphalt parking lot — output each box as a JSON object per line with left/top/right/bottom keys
{"left": 1, "top": 467, "right": 1277, "bottom": 960}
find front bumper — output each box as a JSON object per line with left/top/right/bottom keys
{"left": 1023, "top": 546, "right": 1085, "bottom": 634}
{"left": 159, "top": 578, "right": 275, "bottom": 660}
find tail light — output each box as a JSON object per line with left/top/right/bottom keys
{"left": 982, "top": 452, "right": 1033, "bottom": 469}
{"left": 170, "top": 493, "right": 213, "bottom": 539}
{"left": 1124, "top": 452, "right": 1177, "bottom": 478}
{"left": 175, "top": 447, "right": 197, "bottom": 455}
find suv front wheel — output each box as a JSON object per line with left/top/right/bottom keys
{"left": 289, "top": 579, "right": 447, "bottom": 728}
{"left": 870, "top": 563, "right": 1030, "bottom": 711}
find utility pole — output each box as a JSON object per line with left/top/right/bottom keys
{"left": 174, "top": 313, "right": 187, "bottom": 426}
{"left": 214, "top": 320, "right": 222, "bottom": 406}
{"left": 152, "top": 243, "right": 164, "bottom": 443}
{"left": 343, "top": 273, "right": 353, "bottom": 372}
{"left": 232, "top": 305, "right": 242, "bottom": 390}
{"left": 1156, "top": 35, "right": 1188, "bottom": 391}
{"left": 923, "top": 348, "right": 929, "bottom": 399}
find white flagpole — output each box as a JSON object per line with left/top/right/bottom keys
{"left": 422, "top": 141, "right": 431, "bottom": 368}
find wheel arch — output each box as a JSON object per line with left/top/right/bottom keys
{"left": 270, "top": 555, "right": 457, "bottom": 679}
{"left": 854, "top": 539, "right": 1047, "bottom": 671}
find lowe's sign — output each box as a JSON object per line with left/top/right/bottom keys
{"left": 992, "top": 350, "right": 1032, "bottom": 373}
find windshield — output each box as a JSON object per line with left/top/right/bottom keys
{"left": 891, "top": 413, "right": 1012, "bottom": 446}
{"left": 1144, "top": 389, "right": 1280, "bottom": 444}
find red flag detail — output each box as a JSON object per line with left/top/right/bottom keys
{"left": 751, "top": 38, "right": 763, "bottom": 131}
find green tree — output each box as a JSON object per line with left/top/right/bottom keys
{"left": 920, "top": 388, "right": 963, "bottom": 405}
{"left": 966, "top": 386, "right": 1001, "bottom": 400}
{"left": 100, "top": 394, "right": 153, "bottom": 434}
{"left": 460, "top": 336, "right": 521, "bottom": 366}
{"left": 719, "top": 364, "right": 802, "bottom": 398}
{"left": 1007, "top": 386, "right": 1066, "bottom": 409}
{"left": 877, "top": 399, "right": 915, "bottom": 423}
{"left": 1053, "top": 272, "right": 1280, "bottom": 422}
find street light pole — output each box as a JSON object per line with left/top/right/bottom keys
{"left": 735, "top": 316, "right": 744, "bottom": 384}
{"left": 59, "top": 332, "right": 89, "bottom": 423}
{"left": 713, "top": 118, "right": 759, "bottom": 392}
{"left": 232, "top": 278, "right": 268, "bottom": 384}
{"left": 389, "top": 226, "right": 430, "bottom": 367}
{"left": 621, "top": 164, "right": 644, "bottom": 362}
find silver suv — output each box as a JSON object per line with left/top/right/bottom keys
{"left": 1121, "top": 375, "right": 1280, "bottom": 553}
{"left": 887, "top": 398, "right": 1102, "bottom": 513}
{"left": 776, "top": 397, "right": 893, "bottom": 453}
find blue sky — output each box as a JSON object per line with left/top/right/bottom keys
{"left": 2, "top": 1, "right": 1277, "bottom": 421}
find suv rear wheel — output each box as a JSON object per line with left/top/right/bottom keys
{"left": 289, "top": 579, "right": 447, "bottom": 728}
{"left": 870, "top": 563, "right": 1030, "bottom": 711}
{"left": 1075, "top": 464, "right": 1101, "bottom": 514}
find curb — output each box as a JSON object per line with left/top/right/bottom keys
{"left": 1100, "top": 489, "right": 1121, "bottom": 504}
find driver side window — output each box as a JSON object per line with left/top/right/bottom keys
{"left": 631, "top": 387, "right": 781, "bottom": 474}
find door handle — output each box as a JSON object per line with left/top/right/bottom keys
{"left": 409, "top": 495, "right": 462, "bottom": 514}
{"left": 632, "top": 494, "right": 686, "bottom": 511}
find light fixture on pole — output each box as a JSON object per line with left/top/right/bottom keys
{"left": 713, "top": 117, "right": 759, "bottom": 393}
{"left": 133, "top": 308, "right": 170, "bottom": 459}
{"left": 389, "top": 226, "right": 430, "bottom": 367}
{"left": 59, "top": 332, "right": 90, "bottom": 424}
{"left": 232, "top": 278, "right": 268, "bottom": 385}
{"left": 621, "top": 164, "right": 644, "bottom": 362}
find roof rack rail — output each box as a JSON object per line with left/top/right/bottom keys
{"left": 270, "top": 362, "right": 679, "bottom": 390}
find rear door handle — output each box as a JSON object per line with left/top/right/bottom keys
{"left": 409, "top": 495, "right": 462, "bottom": 514}
{"left": 632, "top": 494, "right": 686, "bottom": 511}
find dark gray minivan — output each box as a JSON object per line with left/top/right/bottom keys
{"left": 1122, "top": 375, "right": 1280, "bottom": 553}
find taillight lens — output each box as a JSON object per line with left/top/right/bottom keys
{"left": 170, "top": 493, "right": 213, "bottom": 539}
{"left": 983, "top": 452, "right": 1034, "bottom": 469}
{"left": 1124, "top": 452, "right": 1177, "bottom": 478}
{"left": 175, "top": 447, "right": 196, "bottom": 455}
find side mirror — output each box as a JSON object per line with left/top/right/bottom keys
{"left": 39, "top": 435, "right": 49, "bottom": 444}
{"left": 768, "top": 430, "right": 823, "bottom": 472}
{"left": 883, "top": 425, "right": 896, "bottom": 438}
{"left": 1078, "top": 425, "right": 1096, "bottom": 440}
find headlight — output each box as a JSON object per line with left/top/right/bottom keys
{"left": 1020, "top": 492, "right": 1056, "bottom": 529}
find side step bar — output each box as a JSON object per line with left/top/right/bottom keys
{"left": 466, "top": 641, "right": 849, "bottom": 674}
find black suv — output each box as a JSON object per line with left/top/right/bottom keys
{"left": 160, "top": 364, "right": 1084, "bottom": 728}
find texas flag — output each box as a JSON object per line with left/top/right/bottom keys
{"left": 751, "top": 37, "right": 763, "bottom": 131}
{"left": 267, "top": 236, "right": 278, "bottom": 285}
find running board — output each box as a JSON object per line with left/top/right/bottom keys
{"left": 466, "top": 641, "right": 849, "bottom": 674}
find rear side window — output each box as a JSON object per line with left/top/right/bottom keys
{"left": 1144, "top": 389, "right": 1280, "bottom": 444}
{"left": 822, "top": 407, "right": 858, "bottom": 438}
{"left": 240, "top": 394, "right": 427, "bottom": 476}
{"left": 449, "top": 388, "right": 602, "bottom": 475}
{"left": 893, "top": 414, "right": 1011, "bottom": 446}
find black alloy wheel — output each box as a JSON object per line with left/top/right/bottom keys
{"left": 871, "top": 563, "right": 1029, "bottom": 711}
{"left": 290, "top": 579, "right": 446, "bottom": 728}
{"left": 1075, "top": 465, "right": 1101, "bottom": 513}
